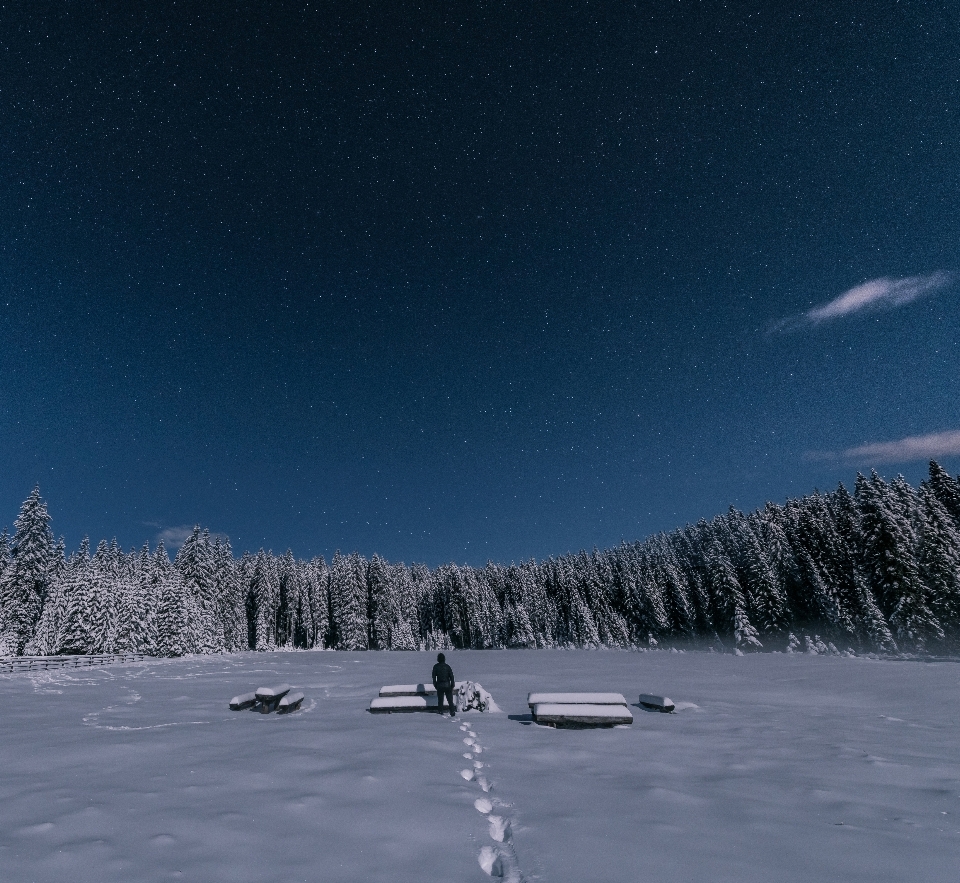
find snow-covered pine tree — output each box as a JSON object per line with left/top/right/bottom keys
{"left": 519, "top": 559, "right": 552, "bottom": 646}
{"left": 244, "top": 550, "right": 279, "bottom": 651}
{"left": 822, "top": 484, "right": 895, "bottom": 651}
{"left": 305, "top": 556, "right": 329, "bottom": 649}
{"left": 705, "top": 538, "right": 761, "bottom": 650}
{"left": 606, "top": 545, "right": 656, "bottom": 645}
{"left": 176, "top": 528, "right": 224, "bottom": 653}
{"left": 927, "top": 460, "right": 960, "bottom": 527}
{"left": 672, "top": 524, "right": 718, "bottom": 636}
{"left": 31, "top": 572, "right": 66, "bottom": 655}
{"left": 111, "top": 545, "right": 154, "bottom": 654}
{"left": 0, "top": 487, "right": 55, "bottom": 655}
{"left": 740, "top": 513, "right": 788, "bottom": 634}
{"left": 153, "top": 543, "right": 192, "bottom": 657}
{"left": 857, "top": 471, "right": 942, "bottom": 649}
{"left": 435, "top": 564, "right": 471, "bottom": 648}
{"left": 273, "top": 550, "right": 301, "bottom": 648}
{"left": 544, "top": 556, "right": 600, "bottom": 647}
{"left": 646, "top": 537, "right": 696, "bottom": 638}
{"left": 328, "top": 552, "right": 369, "bottom": 650}
{"left": 501, "top": 564, "right": 536, "bottom": 648}
{"left": 287, "top": 557, "right": 315, "bottom": 648}
{"left": 918, "top": 483, "right": 960, "bottom": 638}
{"left": 86, "top": 540, "right": 123, "bottom": 653}
{"left": 366, "top": 554, "right": 393, "bottom": 650}
{"left": 575, "top": 549, "right": 630, "bottom": 647}
{"left": 211, "top": 538, "right": 245, "bottom": 651}
{"left": 386, "top": 563, "right": 419, "bottom": 650}
{"left": 53, "top": 540, "right": 96, "bottom": 654}
{"left": 793, "top": 496, "right": 857, "bottom": 637}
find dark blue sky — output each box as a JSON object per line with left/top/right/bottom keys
{"left": 2, "top": 1, "right": 959, "bottom": 565}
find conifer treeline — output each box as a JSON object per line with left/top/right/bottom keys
{"left": 1, "top": 463, "right": 959, "bottom": 656}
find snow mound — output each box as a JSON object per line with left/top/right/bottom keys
{"left": 458, "top": 681, "right": 501, "bottom": 713}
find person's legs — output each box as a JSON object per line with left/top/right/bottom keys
{"left": 436, "top": 689, "right": 446, "bottom": 714}
{"left": 444, "top": 687, "right": 455, "bottom": 716}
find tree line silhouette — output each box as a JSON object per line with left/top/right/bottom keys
{"left": 1, "top": 462, "right": 959, "bottom": 657}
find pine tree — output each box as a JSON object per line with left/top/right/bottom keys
{"left": 739, "top": 515, "right": 788, "bottom": 634}
{"left": 367, "top": 554, "right": 393, "bottom": 650}
{"left": 153, "top": 543, "right": 192, "bottom": 657}
{"left": 502, "top": 564, "right": 536, "bottom": 648}
{"left": 55, "top": 539, "right": 96, "bottom": 654}
{"left": 305, "top": 556, "right": 330, "bottom": 649}
{"left": 705, "top": 539, "right": 761, "bottom": 650}
{"left": 0, "top": 488, "right": 55, "bottom": 654}
{"left": 918, "top": 484, "right": 960, "bottom": 638}
{"left": 176, "top": 528, "right": 224, "bottom": 653}
{"left": 328, "top": 552, "right": 368, "bottom": 650}
{"left": 927, "top": 460, "right": 960, "bottom": 526}
{"left": 857, "top": 472, "right": 942, "bottom": 649}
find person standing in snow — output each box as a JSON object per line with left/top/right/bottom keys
{"left": 432, "top": 652, "right": 456, "bottom": 717}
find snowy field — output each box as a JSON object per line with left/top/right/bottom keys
{"left": 1, "top": 650, "right": 958, "bottom": 882}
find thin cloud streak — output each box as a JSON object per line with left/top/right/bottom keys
{"left": 772, "top": 272, "right": 953, "bottom": 332}
{"left": 808, "top": 429, "right": 960, "bottom": 465}
{"left": 156, "top": 525, "right": 195, "bottom": 549}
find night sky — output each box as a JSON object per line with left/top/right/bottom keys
{"left": 2, "top": 1, "right": 959, "bottom": 565}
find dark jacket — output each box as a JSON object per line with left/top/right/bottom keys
{"left": 432, "top": 661, "right": 454, "bottom": 689}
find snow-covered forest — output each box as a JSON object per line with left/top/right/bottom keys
{"left": 2, "top": 462, "right": 960, "bottom": 657}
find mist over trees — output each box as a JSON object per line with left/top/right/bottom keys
{"left": 2, "top": 463, "right": 960, "bottom": 657}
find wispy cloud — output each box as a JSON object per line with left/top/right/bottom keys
{"left": 155, "top": 525, "right": 197, "bottom": 549}
{"left": 773, "top": 272, "right": 953, "bottom": 332}
{"left": 808, "top": 429, "right": 960, "bottom": 465}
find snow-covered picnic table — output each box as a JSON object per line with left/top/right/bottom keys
{"left": 527, "top": 691, "right": 633, "bottom": 727}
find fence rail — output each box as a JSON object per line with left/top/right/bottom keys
{"left": 0, "top": 654, "right": 148, "bottom": 674}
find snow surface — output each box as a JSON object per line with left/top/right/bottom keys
{"left": 1, "top": 649, "right": 959, "bottom": 882}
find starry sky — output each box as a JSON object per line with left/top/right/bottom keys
{"left": 2, "top": 1, "right": 959, "bottom": 565}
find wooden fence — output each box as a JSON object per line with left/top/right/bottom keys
{"left": 0, "top": 654, "right": 148, "bottom": 674}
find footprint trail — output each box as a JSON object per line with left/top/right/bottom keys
{"left": 453, "top": 720, "right": 524, "bottom": 881}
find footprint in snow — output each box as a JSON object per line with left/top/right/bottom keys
{"left": 460, "top": 769, "right": 475, "bottom": 781}
{"left": 487, "top": 815, "right": 511, "bottom": 843}
{"left": 474, "top": 797, "right": 494, "bottom": 814}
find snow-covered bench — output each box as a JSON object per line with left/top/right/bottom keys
{"left": 370, "top": 695, "right": 449, "bottom": 713}
{"left": 638, "top": 693, "right": 675, "bottom": 713}
{"left": 533, "top": 703, "right": 634, "bottom": 727}
{"left": 255, "top": 683, "right": 291, "bottom": 713}
{"left": 229, "top": 684, "right": 303, "bottom": 714}
{"left": 229, "top": 691, "right": 258, "bottom": 711}
{"left": 278, "top": 691, "right": 304, "bottom": 713}
{"left": 379, "top": 682, "right": 465, "bottom": 697}
{"left": 370, "top": 682, "right": 465, "bottom": 713}
{"left": 527, "top": 692, "right": 628, "bottom": 710}
{"left": 527, "top": 692, "right": 633, "bottom": 727}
